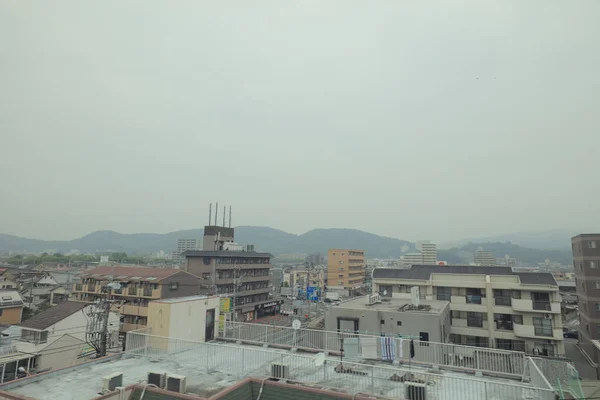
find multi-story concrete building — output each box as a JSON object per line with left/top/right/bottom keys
{"left": 325, "top": 296, "right": 451, "bottom": 343}
{"left": 184, "top": 225, "right": 281, "bottom": 322}
{"left": 372, "top": 265, "right": 564, "bottom": 356}
{"left": 326, "top": 249, "right": 365, "bottom": 294}
{"left": 402, "top": 252, "right": 424, "bottom": 265}
{"left": 418, "top": 241, "right": 438, "bottom": 264}
{"left": 572, "top": 233, "right": 600, "bottom": 357}
{"left": 71, "top": 266, "right": 201, "bottom": 336}
{"left": 475, "top": 250, "right": 497, "bottom": 266}
{"left": 171, "top": 238, "right": 201, "bottom": 261}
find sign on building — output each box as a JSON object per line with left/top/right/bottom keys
{"left": 220, "top": 297, "right": 232, "bottom": 313}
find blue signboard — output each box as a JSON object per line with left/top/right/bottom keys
{"left": 306, "top": 286, "right": 319, "bottom": 301}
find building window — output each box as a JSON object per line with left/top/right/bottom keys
{"left": 419, "top": 332, "right": 429, "bottom": 346}
{"left": 169, "top": 282, "right": 179, "bottom": 290}
{"left": 467, "top": 312, "right": 483, "bottom": 328}
{"left": 588, "top": 241, "right": 597, "bottom": 249}
{"left": 511, "top": 291, "right": 521, "bottom": 299}
{"left": 595, "top": 303, "right": 600, "bottom": 312}
{"left": 397, "top": 321, "right": 402, "bottom": 326}
{"left": 21, "top": 329, "right": 48, "bottom": 344}
{"left": 580, "top": 263, "right": 584, "bottom": 271}
{"left": 338, "top": 260, "right": 344, "bottom": 264}
{"left": 380, "top": 319, "right": 385, "bottom": 325}
{"left": 595, "top": 282, "right": 600, "bottom": 290}
{"left": 591, "top": 261, "right": 598, "bottom": 269}
{"left": 494, "top": 289, "right": 512, "bottom": 306}
{"left": 532, "top": 317, "right": 553, "bottom": 337}
{"left": 341, "top": 253, "right": 345, "bottom": 256}
{"left": 466, "top": 288, "right": 483, "bottom": 304}
{"left": 436, "top": 287, "right": 451, "bottom": 301}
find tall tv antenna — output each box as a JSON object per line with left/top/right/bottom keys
{"left": 208, "top": 203, "right": 212, "bottom": 225}
{"left": 222, "top": 205, "right": 226, "bottom": 226}
{"left": 215, "top": 202, "right": 219, "bottom": 226}
{"left": 229, "top": 206, "right": 232, "bottom": 228}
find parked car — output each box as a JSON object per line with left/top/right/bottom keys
{"left": 564, "top": 330, "right": 578, "bottom": 339}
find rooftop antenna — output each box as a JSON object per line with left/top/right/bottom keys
{"left": 208, "top": 203, "right": 212, "bottom": 225}
{"left": 229, "top": 206, "right": 232, "bottom": 228}
{"left": 215, "top": 202, "right": 219, "bottom": 226}
{"left": 222, "top": 205, "right": 226, "bottom": 227}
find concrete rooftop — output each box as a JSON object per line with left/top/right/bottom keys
{"left": 335, "top": 296, "right": 449, "bottom": 315}
{"left": 1, "top": 339, "right": 552, "bottom": 400}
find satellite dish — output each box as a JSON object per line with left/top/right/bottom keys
{"left": 383, "top": 290, "right": 388, "bottom": 296}
{"left": 292, "top": 319, "right": 301, "bottom": 330}
{"left": 314, "top": 352, "right": 326, "bottom": 366}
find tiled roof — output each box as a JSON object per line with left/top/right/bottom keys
{"left": 81, "top": 266, "right": 183, "bottom": 281}
{"left": 19, "top": 301, "right": 88, "bottom": 330}
{"left": 373, "top": 265, "right": 557, "bottom": 286}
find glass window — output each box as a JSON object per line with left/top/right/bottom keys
{"left": 436, "top": 287, "right": 451, "bottom": 301}
{"left": 532, "top": 317, "right": 553, "bottom": 337}
{"left": 467, "top": 312, "right": 483, "bottom": 328}
{"left": 595, "top": 282, "right": 600, "bottom": 290}
{"left": 596, "top": 303, "right": 600, "bottom": 312}
{"left": 588, "top": 241, "right": 597, "bottom": 249}
{"left": 591, "top": 261, "right": 598, "bottom": 269}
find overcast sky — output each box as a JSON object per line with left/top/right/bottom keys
{"left": 1, "top": 1, "right": 599, "bottom": 243}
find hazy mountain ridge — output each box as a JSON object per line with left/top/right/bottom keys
{"left": 0, "top": 228, "right": 573, "bottom": 263}
{"left": 440, "top": 229, "right": 582, "bottom": 250}
{"left": 0, "top": 227, "right": 415, "bottom": 258}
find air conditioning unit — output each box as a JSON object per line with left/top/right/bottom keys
{"left": 271, "top": 363, "right": 289, "bottom": 379}
{"left": 544, "top": 314, "right": 551, "bottom": 319}
{"left": 102, "top": 372, "right": 123, "bottom": 392}
{"left": 405, "top": 382, "right": 427, "bottom": 400}
{"left": 166, "top": 374, "right": 186, "bottom": 393}
{"left": 147, "top": 372, "right": 166, "bottom": 389}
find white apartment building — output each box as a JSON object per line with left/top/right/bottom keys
{"left": 171, "top": 238, "right": 200, "bottom": 260}
{"left": 420, "top": 242, "right": 437, "bottom": 264}
{"left": 475, "top": 250, "right": 497, "bottom": 266}
{"left": 372, "top": 265, "right": 564, "bottom": 357}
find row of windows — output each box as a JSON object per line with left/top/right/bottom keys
{"left": 215, "top": 257, "right": 270, "bottom": 264}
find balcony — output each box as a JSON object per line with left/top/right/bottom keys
{"left": 120, "top": 304, "right": 148, "bottom": 316}
{"left": 511, "top": 299, "right": 561, "bottom": 314}
{"left": 513, "top": 323, "right": 562, "bottom": 340}
{"left": 495, "top": 320, "right": 514, "bottom": 331}
{"left": 216, "top": 264, "right": 271, "bottom": 270}
{"left": 494, "top": 297, "right": 512, "bottom": 307}
{"left": 232, "top": 287, "right": 270, "bottom": 296}
{"left": 216, "top": 276, "right": 270, "bottom": 285}
{"left": 449, "top": 295, "right": 487, "bottom": 311}
{"left": 450, "top": 318, "right": 489, "bottom": 336}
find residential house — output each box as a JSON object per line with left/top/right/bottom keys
{"left": 0, "top": 269, "right": 17, "bottom": 290}
{"left": 0, "top": 301, "right": 120, "bottom": 383}
{"left": 0, "top": 290, "right": 24, "bottom": 325}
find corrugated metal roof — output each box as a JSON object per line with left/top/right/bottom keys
{"left": 373, "top": 265, "right": 557, "bottom": 286}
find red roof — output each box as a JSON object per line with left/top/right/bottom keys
{"left": 0, "top": 268, "right": 7, "bottom": 275}
{"left": 82, "top": 266, "right": 185, "bottom": 280}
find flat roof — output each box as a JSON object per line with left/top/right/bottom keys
{"left": 334, "top": 296, "right": 449, "bottom": 314}
{"left": 373, "top": 265, "right": 558, "bottom": 286}
{"left": 0, "top": 339, "right": 551, "bottom": 400}
{"left": 183, "top": 250, "right": 272, "bottom": 258}
{"left": 153, "top": 295, "right": 218, "bottom": 304}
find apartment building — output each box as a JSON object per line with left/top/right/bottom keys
{"left": 418, "top": 241, "right": 438, "bottom": 264}
{"left": 372, "top": 265, "right": 564, "bottom": 356}
{"left": 171, "top": 238, "right": 201, "bottom": 261}
{"left": 572, "top": 233, "right": 600, "bottom": 357}
{"left": 184, "top": 225, "right": 280, "bottom": 322}
{"left": 475, "top": 250, "right": 497, "bottom": 266}
{"left": 71, "top": 266, "right": 201, "bottom": 335}
{"left": 327, "top": 249, "right": 365, "bottom": 293}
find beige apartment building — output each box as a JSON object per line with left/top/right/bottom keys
{"left": 327, "top": 249, "right": 365, "bottom": 292}
{"left": 372, "top": 265, "right": 564, "bottom": 357}
{"left": 71, "top": 266, "right": 201, "bottom": 336}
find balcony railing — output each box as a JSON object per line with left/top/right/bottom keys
{"left": 466, "top": 295, "right": 482, "bottom": 304}
{"left": 496, "top": 320, "right": 514, "bottom": 331}
{"left": 495, "top": 297, "right": 511, "bottom": 306}
{"left": 143, "top": 288, "right": 153, "bottom": 297}
{"left": 532, "top": 301, "right": 551, "bottom": 311}
{"left": 128, "top": 287, "right": 138, "bottom": 296}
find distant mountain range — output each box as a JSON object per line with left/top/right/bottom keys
{"left": 440, "top": 229, "right": 582, "bottom": 250}
{"left": 0, "top": 227, "right": 574, "bottom": 264}
{"left": 0, "top": 227, "right": 415, "bottom": 258}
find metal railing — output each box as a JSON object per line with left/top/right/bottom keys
{"left": 218, "top": 321, "right": 526, "bottom": 378}
{"left": 125, "top": 330, "right": 557, "bottom": 400}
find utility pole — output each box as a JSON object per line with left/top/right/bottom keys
{"left": 232, "top": 265, "right": 242, "bottom": 322}
{"left": 98, "top": 294, "right": 111, "bottom": 357}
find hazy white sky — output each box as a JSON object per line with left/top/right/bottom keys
{"left": 1, "top": 1, "right": 599, "bottom": 242}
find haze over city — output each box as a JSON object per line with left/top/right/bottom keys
{"left": 1, "top": 1, "right": 599, "bottom": 242}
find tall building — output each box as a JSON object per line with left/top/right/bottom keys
{"left": 327, "top": 249, "right": 365, "bottom": 294}
{"left": 372, "top": 265, "right": 564, "bottom": 356}
{"left": 184, "top": 225, "right": 281, "bottom": 322}
{"left": 419, "top": 242, "right": 438, "bottom": 264}
{"left": 402, "top": 253, "right": 424, "bottom": 265}
{"left": 171, "top": 238, "right": 200, "bottom": 261}
{"left": 475, "top": 250, "right": 497, "bottom": 266}
{"left": 572, "top": 233, "right": 600, "bottom": 357}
